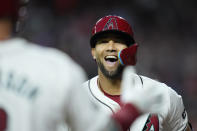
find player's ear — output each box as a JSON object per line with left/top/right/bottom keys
{"left": 91, "top": 48, "right": 96, "bottom": 60}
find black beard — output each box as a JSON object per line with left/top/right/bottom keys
{"left": 96, "top": 59, "right": 124, "bottom": 80}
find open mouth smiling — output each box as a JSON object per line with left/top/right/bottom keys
{"left": 104, "top": 55, "right": 118, "bottom": 63}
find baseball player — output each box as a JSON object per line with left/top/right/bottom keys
{"left": 83, "top": 15, "right": 193, "bottom": 131}
{"left": 0, "top": 1, "right": 168, "bottom": 131}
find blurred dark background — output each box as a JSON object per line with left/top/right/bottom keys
{"left": 19, "top": 0, "right": 197, "bottom": 128}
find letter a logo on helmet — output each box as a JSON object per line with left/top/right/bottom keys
{"left": 103, "top": 18, "right": 118, "bottom": 31}
{"left": 90, "top": 15, "right": 135, "bottom": 48}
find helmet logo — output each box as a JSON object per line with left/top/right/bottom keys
{"left": 103, "top": 18, "right": 118, "bottom": 31}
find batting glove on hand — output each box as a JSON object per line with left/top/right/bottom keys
{"left": 121, "top": 66, "right": 167, "bottom": 114}
{"left": 118, "top": 44, "right": 138, "bottom": 66}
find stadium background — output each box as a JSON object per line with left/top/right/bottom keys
{"left": 19, "top": 0, "right": 197, "bottom": 128}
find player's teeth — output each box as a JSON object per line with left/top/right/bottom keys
{"left": 105, "top": 56, "right": 117, "bottom": 59}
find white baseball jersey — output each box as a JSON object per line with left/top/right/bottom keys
{"left": 0, "top": 38, "right": 111, "bottom": 131}
{"left": 83, "top": 75, "right": 189, "bottom": 131}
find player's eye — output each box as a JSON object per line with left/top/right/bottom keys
{"left": 113, "top": 39, "right": 126, "bottom": 44}
{"left": 96, "top": 40, "right": 109, "bottom": 44}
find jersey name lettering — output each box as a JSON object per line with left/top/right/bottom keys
{"left": 0, "top": 70, "right": 38, "bottom": 100}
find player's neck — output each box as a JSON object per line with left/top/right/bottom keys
{"left": 98, "top": 70, "right": 122, "bottom": 95}
{"left": 0, "top": 19, "right": 12, "bottom": 41}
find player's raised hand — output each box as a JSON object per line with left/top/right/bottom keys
{"left": 121, "top": 66, "right": 167, "bottom": 114}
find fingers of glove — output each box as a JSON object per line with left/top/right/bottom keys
{"left": 121, "top": 66, "right": 141, "bottom": 101}
{"left": 121, "top": 66, "right": 137, "bottom": 90}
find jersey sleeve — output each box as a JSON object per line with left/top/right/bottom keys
{"left": 165, "top": 86, "right": 188, "bottom": 130}
{"left": 141, "top": 76, "right": 189, "bottom": 131}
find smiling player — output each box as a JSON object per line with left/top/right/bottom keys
{"left": 83, "top": 15, "right": 192, "bottom": 131}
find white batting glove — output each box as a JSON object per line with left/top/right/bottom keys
{"left": 121, "top": 66, "right": 167, "bottom": 114}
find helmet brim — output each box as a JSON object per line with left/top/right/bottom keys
{"left": 90, "top": 30, "right": 135, "bottom": 48}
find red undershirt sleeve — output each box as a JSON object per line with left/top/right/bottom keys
{"left": 112, "top": 103, "right": 141, "bottom": 131}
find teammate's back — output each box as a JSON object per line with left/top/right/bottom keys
{"left": 0, "top": 38, "right": 86, "bottom": 131}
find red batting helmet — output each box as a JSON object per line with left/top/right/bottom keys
{"left": 90, "top": 15, "right": 135, "bottom": 48}
{"left": 0, "top": 0, "right": 20, "bottom": 21}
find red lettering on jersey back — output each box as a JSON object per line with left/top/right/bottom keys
{"left": 0, "top": 108, "right": 7, "bottom": 131}
{"left": 142, "top": 114, "right": 159, "bottom": 131}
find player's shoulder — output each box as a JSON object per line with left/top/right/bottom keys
{"left": 140, "top": 75, "right": 168, "bottom": 89}
{"left": 2, "top": 38, "right": 72, "bottom": 64}
{"left": 82, "top": 76, "right": 98, "bottom": 88}
{"left": 18, "top": 38, "right": 86, "bottom": 80}
{"left": 139, "top": 75, "right": 162, "bottom": 85}
{"left": 24, "top": 39, "right": 83, "bottom": 71}
{"left": 139, "top": 75, "right": 182, "bottom": 102}
{"left": 26, "top": 41, "right": 72, "bottom": 63}
{"left": 139, "top": 75, "right": 185, "bottom": 119}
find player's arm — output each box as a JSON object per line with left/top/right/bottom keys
{"left": 113, "top": 66, "right": 168, "bottom": 131}
{"left": 165, "top": 86, "right": 191, "bottom": 130}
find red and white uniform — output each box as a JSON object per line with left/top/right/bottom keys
{"left": 0, "top": 38, "right": 111, "bottom": 131}
{"left": 83, "top": 75, "right": 189, "bottom": 131}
